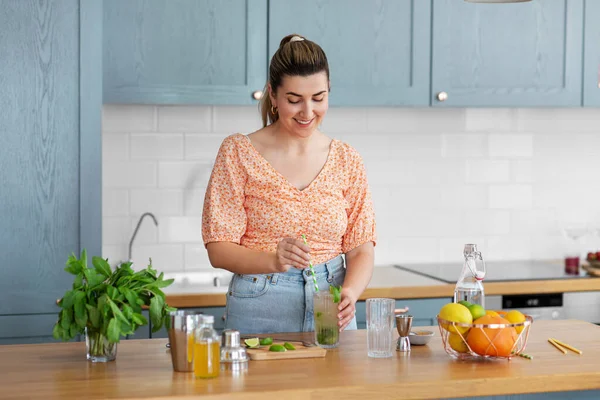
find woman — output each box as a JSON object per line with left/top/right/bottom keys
{"left": 202, "top": 34, "right": 376, "bottom": 334}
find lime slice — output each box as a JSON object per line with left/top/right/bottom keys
{"left": 283, "top": 342, "right": 296, "bottom": 350}
{"left": 259, "top": 337, "right": 273, "bottom": 346}
{"left": 269, "top": 344, "right": 287, "bottom": 352}
{"left": 244, "top": 338, "right": 260, "bottom": 348}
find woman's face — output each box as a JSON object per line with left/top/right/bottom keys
{"left": 270, "top": 72, "right": 329, "bottom": 138}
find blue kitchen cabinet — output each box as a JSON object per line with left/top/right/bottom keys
{"left": 150, "top": 307, "right": 227, "bottom": 339}
{"left": 431, "top": 0, "right": 584, "bottom": 107}
{"left": 0, "top": 0, "right": 102, "bottom": 344}
{"left": 103, "top": 0, "right": 267, "bottom": 105}
{"left": 355, "top": 298, "right": 450, "bottom": 330}
{"left": 584, "top": 0, "right": 600, "bottom": 106}
{"left": 268, "top": 0, "right": 431, "bottom": 106}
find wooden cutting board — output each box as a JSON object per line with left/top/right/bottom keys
{"left": 247, "top": 342, "right": 326, "bottom": 361}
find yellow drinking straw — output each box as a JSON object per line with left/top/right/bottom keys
{"left": 301, "top": 234, "right": 319, "bottom": 292}
{"left": 550, "top": 338, "right": 583, "bottom": 355}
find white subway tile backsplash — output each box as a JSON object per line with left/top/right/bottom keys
{"left": 213, "top": 106, "right": 263, "bottom": 133}
{"left": 466, "top": 160, "right": 510, "bottom": 183}
{"left": 102, "top": 105, "right": 600, "bottom": 268}
{"left": 440, "top": 185, "right": 487, "bottom": 209}
{"left": 159, "top": 217, "right": 203, "bottom": 243}
{"left": 157, "top": 106, "right": 211, "bottom": 132}
{"left": 185, "top": 133, "right": 230, "bottom": 161}
{"left": 103, "top": 105, "right": 155, "bottom": 132}
{"left": 367, "top": 108, "right": 465, "bottom": 134}
{"left": 320, "top": 108, "right": 368, "bottom": 134}
{"left": 184, "top": 244, "right": 212, "bottom": 271}
{"left": 158, "top": 162, "right": 213, "bottom": 188}
{"left": 131, "top": 244, "right": 184, "bottom": 272}
{"left": 489, "top": 185, "right": 532, "bottom": 209}
{"left": 183, "top": 189, "right": 206, "bottom": 217}
{"left": 485, "top": 236, "right": 532, "bottom": 260}
{"left": 130, "top": 189, "right": 183, "bottom": 216}
{"left": 130, "top": 134, "right": 184, "bottom": 160}
{"left": 465, "top": 109, "right": 516, "bottom": 132}
{"left": 441, "top": 134, "right": 487, "bottom": 158}
{"left": 102, "top": 133, "right": 130, "bottom": 161}
{"left": 511, "top": 160, "right": 533, "bottom": 183}
{"left": 489, "top": 133, "right": 533, "bottom": 158}
{"left": 103, "top": 189, "right": 130, "bottom": 217}
{"left": 103, "top": 161, "right": 157, "bottom": 188}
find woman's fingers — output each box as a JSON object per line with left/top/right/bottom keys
{"left": 337, "top": 300, "right": 356, "bottom": 331}
{"left": 276, "top": 238, "right": 311, "bottom": 270}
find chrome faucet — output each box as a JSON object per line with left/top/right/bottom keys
{"left": 129, "top": 212, "right": 159, "bottom": 262}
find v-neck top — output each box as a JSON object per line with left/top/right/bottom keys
{"left": 202, "top": 133, "right": 376, "bottom": 264}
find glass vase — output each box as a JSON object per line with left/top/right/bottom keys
{"left": 85, "top": 328, "right": 117, "bottom": 362}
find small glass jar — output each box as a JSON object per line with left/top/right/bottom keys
{"left": 193, "top": 315, "right": 220, "bottom": 379}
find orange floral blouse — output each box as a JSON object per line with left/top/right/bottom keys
{"left": 202, "top": 133, "right": 376, "bottom": 265}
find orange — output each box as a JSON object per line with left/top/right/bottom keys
{"left": 485, "top": 310, "right": 500, "bottom": 317}
{"left": 467, "top": 315, "right": 517, "bottom": 357}
{"left": 495, "top": 310, "right": 508, "bottom": 317}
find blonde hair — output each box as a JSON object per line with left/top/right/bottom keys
{"left": 259, "top": 34, "right": 330, "bottom": 127}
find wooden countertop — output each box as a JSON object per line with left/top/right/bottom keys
{"left": 164, "top": 266, "right": 600, "bottom": 308}
{"left": 2, "top": 320, "right": 599, "bottom": 399}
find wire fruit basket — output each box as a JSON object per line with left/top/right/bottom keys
{"left": 437, "top": 314, "right": 533, "bottom": 361}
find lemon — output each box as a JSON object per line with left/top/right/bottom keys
{"left": 448, "top": 333, "right": 469, "bottom": 353}
{"left": 439, "top": 303, "right": 473, "bottom": 334}
{"left": 269, "top": 344, "right": 287, "bottom": 352}
{"left": 283, "top": 342, "right": 296, "bottom": 350}
{"left": 468, "top": 304, "right": 486, "bottom": 320}
{"left": 505, "top": 310, "right": 526, "bottom": 333}
{"left": 244, "top": 338, "right": 260, "bottom": 348}
{"left": 259, "top": 337, "right": 273, "bottom": 346}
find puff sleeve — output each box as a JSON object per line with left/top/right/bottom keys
{"left": 341, "top": 147, "right": 377, "bottom": 253}
{"left": 202, "top": 135, "right": 247, "bottom": 246}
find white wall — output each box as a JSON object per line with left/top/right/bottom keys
{"left": 102, "top": 105, "right": 600, "bottom": 272}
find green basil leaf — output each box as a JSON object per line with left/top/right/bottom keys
{"left": 61, "top": 308, "right": 73, "bottom": 330}
{"left": 86, "top": 304, "right": 101, "bottom": 329}
{"left": 106, "top": 286, "right": 118, "bottom": 300}
{"left": 107, "top": 318, "right": 120, "bottom": 343}
{"left": 132, "top": 313, "right": 147, "bottom": 326}
{"left": 108, "top": 299, "right": 129, "bottom": 324}
{"left": 75, "top": 308, "right": 88, "bottom": 329}
{"left": 92, "top": 256, "right": 112, "bottom": 278}
{"left": 74, "top": 291, "right": 87, "bottom": 321}
{"left": 64, "top": 254, "right": 82, "bottom": 275}
{"left": 122, "top": 304, "right": 133, "bottom": 321}
{"left": 120, "top": 320, "right": 133, "bottom": 336}
{"left": 153, "top": 278, "right": 174, "bottom": 289}
{"left": 52, "top": 323, "right": 62, "bottom": 340}
{"left": 72, "top": 273, "right": 83, "bottom": 289}
{"left": 87, "top": 272, "right": 106, "bottom": 289}
{"left": 149, "top": 296, "right": 163, "bottom": 327}
{"left": 61, "top": 290, "right": 75, "bottom": 309}
{"left": 69, "top": 323, "right": 80, "bottom": 338}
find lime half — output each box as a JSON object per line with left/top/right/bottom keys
{"left": 259, "top": 337, "right": 273, "bottom": 346}
{"left": 283, "top": 342, "right": 296, "bottom": 350}
{"left": 244, "top": 338, "right": 260, "bottom": 348}
{"left": 269, "top": 344, "right": 287, "bottom": 352}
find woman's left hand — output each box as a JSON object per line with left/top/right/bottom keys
{"left": 337, "top": 287, "right": 358, "bottom": 331}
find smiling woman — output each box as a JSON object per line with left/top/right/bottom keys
{"left": 201, "top": 34, "right": 377, "bottom": 336}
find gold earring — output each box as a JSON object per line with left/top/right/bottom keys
{"left": 271, "top": 105, "right": 278, "bottom": 115}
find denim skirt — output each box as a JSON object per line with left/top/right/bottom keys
{"left": 223, "top": 255, "right": 357, "bottom": 334}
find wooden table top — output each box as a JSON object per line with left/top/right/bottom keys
{"left": 1, "top": 319, "right": 599, "bottom": 399}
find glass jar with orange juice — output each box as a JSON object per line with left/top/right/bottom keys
{"left": 193, "top": 315, "right": 220, "bottom": 379}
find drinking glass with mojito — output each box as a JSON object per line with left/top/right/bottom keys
{"left": 313, "top": 287, "right": 341, "bottom": 348}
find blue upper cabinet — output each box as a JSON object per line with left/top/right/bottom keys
{"left": 431, "top": 0, "right": 584, "bottom": 107}
{"left": 103, "top": 0, "right": 267, "bottom": 105}
{"left": 268, "top": 0, "right": 431, "bottom": 106}
{"left": 584, "top": 0, "right": 600, "bottom": 106}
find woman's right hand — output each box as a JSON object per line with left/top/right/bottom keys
{"left": 274, "top": 238, "right": 311, "bottom": 272}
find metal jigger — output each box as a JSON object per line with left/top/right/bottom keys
{"left": 396, "top": 315, "right": 413, "bottom": 352}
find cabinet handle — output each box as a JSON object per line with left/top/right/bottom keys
{"left": 436, "top": 91, "right": 448, "bottom": 102}
{"left": 252, "top": 90, "right": 263, "bottom": 100}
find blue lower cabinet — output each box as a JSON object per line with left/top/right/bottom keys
{"left": 355, "top": 298, "right": 451, "bottom": 330}
{"left": 0, "top": 314, "right": 65, "bottom": 345}
{"left": 150, "top": 307, "right": 227, "bottom": 339}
